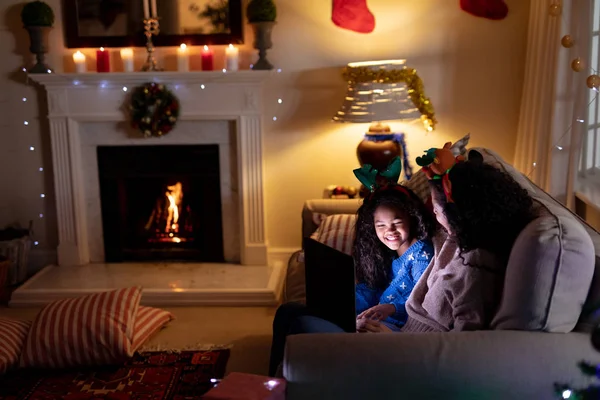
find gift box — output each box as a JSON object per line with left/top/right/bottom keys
{"left": 203, "top": 372, "right": 286, "bottom": 400}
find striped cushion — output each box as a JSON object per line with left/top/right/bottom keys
{"left": 20, "top": 286, "right": 143, "bottom": 368}
{"left": 131, "top": 306, "right": 174, "bottom": 351}
{"left": 0, "top": 318, "right": 31, "bottom": 374}
{"left": 312, "top": 214, "right": 356, "bottom": 255}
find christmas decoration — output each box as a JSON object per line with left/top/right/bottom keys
{"left": 571, "top": 57, "right": 585, "bottom": 72}
{"left": 460, "top": 0, "right": 508, "bottom": 20}
{"left": 587, "top": 75, "right": 600, "bottom": 90}
{"left": 342, "top": 66, "right": 436, "bottom": 129}
{"left": 332, "top": 0, "right": 375, "bottom": 34}
{"left": 128, "top": 82, "right": 180, "bottom": 138}
{"left": 561, "top": 34, "right": 574, "bottom": 48}
{"left": 549, "top": 2, "right": 562, "bottom": 16}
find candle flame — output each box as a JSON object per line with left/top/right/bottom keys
{"left": 229, "top": 44, "right": 234, "bottom": 49}
{"left": 100, "top": 47, "right": 105, "bottom": 51}
{"left": 204, "top": 45, "right": 209, "bottom": 51}
{"left": 180, "top": 43, "right": 187, "bottom": 50}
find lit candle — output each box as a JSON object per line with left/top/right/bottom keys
{"left": 73, "top": 50, "right": 86, "bottom": 73}
{"left": 177, "top": 44, "right": 189, "bottom": 72}
{"left": 201, "top": 45, "right": 214, "bottom": 71}
{"left": 150, "top": 0, "right": 157, "bottom": 17}
{"left": 225, "top": 44, "right": 239, "bottom": 72}
{"left": 120, "top": 48, "right": 134, "bottom": 72}
{"left": 96, "top": 47, "right": 110, "bottom": 73}
{"left": 143, "top": 0, "right": 150, "bottom": 19}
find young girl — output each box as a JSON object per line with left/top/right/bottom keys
{"left": 353, "top": 185, "right": 435, "bottom": 331}
{"left": 269, "top": 157, "right": 435, "bottom": 375}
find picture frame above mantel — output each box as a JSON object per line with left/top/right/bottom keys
{"left": 63, "top": 0, "right": 243, "bottom": 48}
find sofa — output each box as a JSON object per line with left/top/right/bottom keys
{"left": 281, "top": 148, "right": 600, "bottom": 399}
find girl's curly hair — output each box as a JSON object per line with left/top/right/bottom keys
{"left": 353, "top": 186, "right": 436, "bottom": 290}
{"left": 430, "top": 151, "right": 536, "bottom": 262}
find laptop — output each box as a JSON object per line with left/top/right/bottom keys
{"left": 303, "top": 237, "right": 357, "bottom": 333}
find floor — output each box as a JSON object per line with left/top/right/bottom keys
{"left": 0, "top": 305, "right": 277, "bottom": 376}
{"left": 10, "top": 262, "right": 286, "bottom": 307}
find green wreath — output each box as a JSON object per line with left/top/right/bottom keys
{"left": 129, "top": 82, "right": 180, "bottom": 137}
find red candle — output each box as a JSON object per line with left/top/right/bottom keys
{"left": 201, "top": 45, "right": 214, "bottom": 71}
{"left": 96, "top": 47, "right": 110, "bottom": 73}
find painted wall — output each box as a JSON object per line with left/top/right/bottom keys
{"left": 0, "top": 0, "right": 530, "bottom": 268}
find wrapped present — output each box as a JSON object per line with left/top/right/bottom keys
{"left": 203, "top": 372, "right": 286, "bottom": 400}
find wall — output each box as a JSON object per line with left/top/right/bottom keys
{"left": 0, "top": 0, "right": 530, "bottom": 268}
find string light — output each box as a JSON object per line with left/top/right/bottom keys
{"left": 39, "top": 214, "right": 43, "bottom": 218}
{"left": 23, "top": 121, "right": 29, "bottom": 125}
{"left": 272, "top": 116, "right": 277, "bottom": 121}
{"left": 201, "top": 84, "right": 206, "bottom": 89}
{"left": 40, "top": 194, "right": 45, "bottom": 198}
{"left": 277, "top": 98, "right": 283, "bottom": 104}
{"left": 122, "top": 86, "right": 128, "bottom": 92}
{"left": 22, "top": 97, "right": 27, "bottom": 102}
{"left": 38, "top": 167, "right": 43, "bottom": 172}
{"left": 29, "top": 146, "right": 34, "bottom": 151}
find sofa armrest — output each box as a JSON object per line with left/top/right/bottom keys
{"left": 302, "top": 199, "right": 361, "bottom": 238}
{"left": 284, "top": 331, "right": 598, "bottom": 400}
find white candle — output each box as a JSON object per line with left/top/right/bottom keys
{"left": 143, "top": 0, "right": 150, "bottom": 19}
{"left": 225, "top": 44, "right": 239, "bottom": 72}
{"left": 177, "top": 44, "right": 189, "bottom": 72}
{"left": 120, "top": 48, "right": 134, "bottom": 72}
{"left": 73, "top": 50, "right": 86, "bottom": 73}
{"left": 150, "top": 0, "right": 157, "bottom": 17}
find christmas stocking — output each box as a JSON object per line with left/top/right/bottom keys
{"left": 460, "top": 0, "right": 508, "bottom": 20}
{"left": 332, "top": 0, "right": 375, "bottom": 34}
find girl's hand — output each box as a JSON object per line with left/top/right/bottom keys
{"left": 357, "top": 303, "right": 396, "bottom": 321}
{"left": 356, "top": 317, "right": 393, "bottom": 333}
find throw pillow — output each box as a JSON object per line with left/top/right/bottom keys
{"left": 312, "top": 214, "right": 356, "bottom": 256}
{"left": 131, "top": 306, "right": 175, "bottom": 351}
{"left": 0, "top": 318, "right": 31, "bottom": 374}
{"left": 20, "top": 286, "right": 143, "bottom": 368}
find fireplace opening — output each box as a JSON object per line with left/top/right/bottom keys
{"left": 97, "top": 145, "right": 224, "bottom": 262}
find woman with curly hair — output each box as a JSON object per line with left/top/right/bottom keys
{"left": 358, "top": 148, "right": 537, "bottom": 333}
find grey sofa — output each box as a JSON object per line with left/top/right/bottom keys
{"left": 282, "top": 148, "right": 600, "bottom": 399}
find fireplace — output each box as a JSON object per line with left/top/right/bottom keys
{"left": 97, "top": 145, "right": 224, "bottom": 262}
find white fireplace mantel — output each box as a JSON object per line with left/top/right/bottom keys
{"left": 30, "top": 71, "right": 272, "bottom": 266}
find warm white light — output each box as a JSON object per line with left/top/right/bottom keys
{"left": 533, "top": 162, "right": 537, "bottom": 167}
{"left": 39, "top": 167, "right": 44, "bottom": 172}
{"left": 348, "top": 59, "right": 407, "bottom": 68}
{"left": 204, "top": 45, "right": 209, "bottom": 51}
{"left": 278, "top": 99, "right": 283, "bottom": 104}
{"left": 179, "top": 43, "right": 187, "bottom": 50}
{"left": 29, "top": 146, "right": 34, "bottom": 151}
{"left": 47, "top": 69, "right": 52, "bottom": 73}
{"left": 201, "top": 84, "right": 205, "bottom": 89}
{"left": 24, "top": 121, "right": 29, "bottom": 125}
{"left": 576, "top": 118, "right": 584, "bottom": 123}
{"left": 40, "top": 193, "right": 45, "bottom": 198}
{"left": 100, "top": 47, "right": 105, "bottom": 52}
{"left": 222, "top": 68, "right": 227, "bottom": 73}
{"left": 22, "top": 67, "right": 26, "bottom": 72}
{"left": 122, "top": 86, "right": 128, "bottom": 92}
{"left": 22, "top": 97, "right": 27, "bottom": 102}
{"left": 556, "top": 145, "right": 563, "bottom": 150}
{"left": 210, "top": 378, "right": 218, "bottom": 383}
{"left": 273, "top": 116, "right": 277, "bottom": 121}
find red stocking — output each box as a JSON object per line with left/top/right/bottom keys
{"left": 332, "top": 0, "right": 375, "bottom": 34}
{"left": 460, "top": 0, "right": 508, "bottom": 20}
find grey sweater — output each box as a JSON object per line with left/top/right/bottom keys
{"left": 402, "top": 232, "right": 504, "bottom": 332}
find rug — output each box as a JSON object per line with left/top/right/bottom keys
{"left": 0, "top": 350, "right": 230, "bottom": 400}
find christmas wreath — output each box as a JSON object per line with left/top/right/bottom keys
{"left": 128, "top": 82, "right": 180, "bottom": 137}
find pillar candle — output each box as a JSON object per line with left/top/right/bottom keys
{"left": 73, "top": 51, "right": 86, "bottom": 73}
{"left": 177, "top": 44, "right": 189, "bottom": 72}
{"left": 96, "top": 47, "right": 110, "bottom": 73}
{"left": 201, "top": 45, "right": 214, "bottom": 71}
{"left": 120, "top": 48, "right": 134, "bottom": 72}
{"left": 143, "top": 0, "right": 150, "bottom": 19}
{"left": 225, "top": 44, "right": 239, "bottom": 72}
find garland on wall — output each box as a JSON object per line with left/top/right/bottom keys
{"left": 342, "top": 66, "right": 437, "bottom": 131}
{"left": 128, "top": 82, "right": 180, "bottom": 138}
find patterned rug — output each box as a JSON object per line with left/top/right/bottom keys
{"left": 0, "top": 350, "right": 230, "bottom": 399}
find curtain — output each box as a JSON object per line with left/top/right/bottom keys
{"left": 514, "top": 0, "right": 592, "bottom": 209}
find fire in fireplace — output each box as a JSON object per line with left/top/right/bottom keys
{"left": 97, "top": 145, "right": 224, "bottom": 262}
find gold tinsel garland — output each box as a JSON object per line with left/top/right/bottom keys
{"left": 342, "top": 67, "right": 437, "bottom": 130}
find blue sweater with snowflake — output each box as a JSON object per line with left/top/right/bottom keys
{"left": 355, "top": 240, "right": 434, "bottom": 327}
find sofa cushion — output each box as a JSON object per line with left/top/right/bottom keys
{"left": 311, "top": 214, "right": 356, "bottom": 256}
{"left": 0, "top": 318, "right": 30, "bottom": 374}
{"left": 479, "top": 148, "right": 596, "bottom": 333}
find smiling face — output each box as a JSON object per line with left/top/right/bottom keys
{"left": 373, "top": 204, "right": 415, "bottom": 256}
